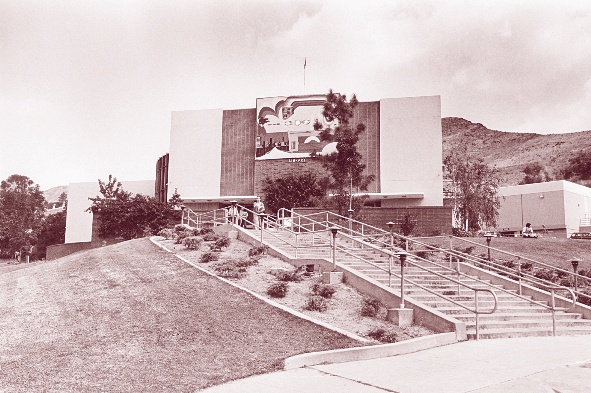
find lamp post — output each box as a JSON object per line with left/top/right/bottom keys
{"left": 330, "top": 226, "right": 339, "bottom": 271}
{"left": 396, "top": 251, "right": 409, "bottom": 308}
{"left": 347, "top": 208, "right": 354, "bottom": 235}
{"left": 484, "top": 233, "right": 493, "bottom": 264}
{"left": 571, "top": 259, "right": 580, "bottom": 294}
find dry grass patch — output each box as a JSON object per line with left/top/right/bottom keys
{"left": 0, "top": 239, "right": 361, "bottom": 392}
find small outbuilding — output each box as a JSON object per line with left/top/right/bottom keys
{"left": 497, "top": 180, "right": 591, "bottom": 238}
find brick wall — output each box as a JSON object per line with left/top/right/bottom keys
{"left": 352, "top": 101, "right": 380, "bottom": 193}
{"left": 254, "top": 157, "right": 328, "bottom": 197}
{"left": 294, "top": 206, "right": 452, "bottom": 236}
{"left": 220, "top": 108, "right": 257, "bottom": 196}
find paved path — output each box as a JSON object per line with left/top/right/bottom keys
{"left": 201, "top": 335, "right": 591, "bottom": 392}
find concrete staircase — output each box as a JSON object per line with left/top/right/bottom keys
{"left": 252, "top": 227, "right": 591, "bottom": 339}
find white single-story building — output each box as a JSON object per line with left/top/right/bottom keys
{"left": 497, "top": 180, "right": 591, "bottom": 237}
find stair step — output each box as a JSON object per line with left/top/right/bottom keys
{"left": 467, "top": 326, "right": 591, "bottom": 339}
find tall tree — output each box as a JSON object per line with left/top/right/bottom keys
{"left": 262, "top": 172, "right": 324, "bottom": 214}
{"left": 444, "top": 152, "right": 502, "bottom": 231}
{"left": 520, "top": 162, "right": 552, "bottom": 184}
{"left": 0, "top": 174, "right": 46, "bottom": 253}
{"left": 88, "top": 175, "right": 175, "bottom": 240}
{"left": 314, "top": 89, "right": 375, "bottom": 215}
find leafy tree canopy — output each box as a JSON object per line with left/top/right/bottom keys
{"left": 313, "top": 89, "right": 375, "bottom": 215}
{"left": 444, "top": 152, "right": 502, "bottom": 231}
{"left": 262, "top": 172, "right": 324, "bottom": 214}
{"left": 88, "top": 175, "right": 178, "bottom": 240}
{"left": 520, "top": 162, "right": 552, "bottom": 185}
{"left": 0, "top": 174, "right": 46, "bottom": 253}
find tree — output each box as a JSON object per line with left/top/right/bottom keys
{"left": 88, "top": 175, "right": 175, "bottom": 240}
{"left": 314, "top": 89, "right": 375, "bottom": 215}
{"left": 559, "top": 150, "right": 591, "bottom": 182}
{"left": 444, "top": 152, "right": 502, "bottom": 231}
{"left": 0, "top": 174, "right": 46, "bottom": 254}
{"left": 520, "top": 162, "right": 552, "bottom": 184}
{"left": 36, "top": 209, "right": 67, "bottom": 259}
{"left": 262, "top": 172, "right": 325, "bottom": 214}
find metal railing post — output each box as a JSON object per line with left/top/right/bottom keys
{"left": 517, "top": 257, "right": 522, "bottom": 296}
{"left": 449, "top": 236, "right": 453, "bottom": 269}
{"left": 551, "top": 289, "right": 556, "bottom": 336}
{"left": 295, "top": 232, "right": 299, "bottom": 258}
{"left": 388, "top": 254, "right": 392, "bottom": 287}
{"left": 475, "top": 291, "right": 480, "bottom": 340}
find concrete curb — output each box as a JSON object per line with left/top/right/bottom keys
{"left": 283, "top": 332, "right": 458, "bottom": 369}
{"left": 149, "top": 236, "right": 371, "bottom": 343}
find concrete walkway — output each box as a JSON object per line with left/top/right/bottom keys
{"left": 200, "top": 335, "right": 591, "bottom": 392}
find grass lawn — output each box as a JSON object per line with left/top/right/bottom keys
{"left": 0, "top": 238, "right": 361, "bottom": 392}
{"left": 416, "top": 236, "right": 590, "bottom": 272}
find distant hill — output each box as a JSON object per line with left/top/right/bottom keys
{"left": 43, "top": 185, "right": 68, "bottom": 204}
{"left": 442, "top": 117, "right": 591, "bottom": 186}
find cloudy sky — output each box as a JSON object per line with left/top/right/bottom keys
{"left": 1, "top": 0, "right": 591, "bottom": 191}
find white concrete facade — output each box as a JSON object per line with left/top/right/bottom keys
{"left": 497, "top": 180, "right": 591, "bottom": 237}
{"left": 65, "top": 180, "right": 155, "bottom": 243}
{"left": 168, "top": 109, "right": 224, "bottom": 201}
{"left": 379, "top": 96, "right": 443, "bottom": 207}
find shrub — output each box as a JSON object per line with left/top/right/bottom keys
{"left": 157, "top": 228, "right": 174, "bottom": 240}
{"left": 311, "top": 283, "right": 336, "bottom": 299}
{"left": 277, "top": 270, "right": 303, "bottom": 282}
{"left": 366, "top": 327, "right": 399, "bottom": 343}
{"left": 199, "top": 252, "right": 219, "bottom": 263}
{"left": 234, "top": 257, "right": 258, "bottom": 268}
{"left": 534, "top": 269, "right": 558, "bottom": 282}
{"left": 415, "top": 250, "right": 429, "bottom": 260}
{"left": 360, "top": 298, "right": 381, "bottom": 317}
{"left": 210, "top": 236, "right": 231, "bottom": 251}
{"left": 267, "top": 282, "right": 288, "bottom": 298}
{"left": 197, "top": 227, "right": 214, "bottom": 236}
{"left": 452, "top": 227, "right": 473, "bottom": 237}
{"left": 212, "top": 260, "right": 247, "bottom": 279}
{"left": 521, "top": 262, "right": 533, "bottom": 271}
{"left": 248, "top": 245, "right": 268, "bottom": 258}
{"left": 579, "top": 291, "right": 591, "bottom": 307}
{"left": 203, "top": 233, "right": 220, "bottom": 242}
{"left": 442, "top": 290, "right": 456, "bottom": 296}
{"left": 304, "top": 296, "right": 328, "bottom": 312}
{"left": 560, "top": 278, "right": 573, "bottom": 287}
{"left": 182, "top": 236, "right": 203, "bottom": 250}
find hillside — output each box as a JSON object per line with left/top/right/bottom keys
{"left": 43, "top": 184, "right": 68, "bottom": 204}
{"left": 442, "top": 117, "right": 591, "bottom": 186}
{"left": 0, "top": 239, "right": 359, "bottom": 391}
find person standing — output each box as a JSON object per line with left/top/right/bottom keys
{"left": 253, "top": 197, "right": 265, "bottom": 229}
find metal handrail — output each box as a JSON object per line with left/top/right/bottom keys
{"left": 274, "top": 209, "right": 584, "bottom": 337}
{"left": 276, "top": 209, "right": 500, "bottom": 338}
{"left": 437, "top": 235, "right": 591, "bottom": 303}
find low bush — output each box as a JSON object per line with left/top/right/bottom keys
{"left": 212, "top": 260, "right": 247, "bottom": 279}
{"left": 521, "top": 262, "right": 533, "bottom": 271}
{"left": 267, "top": 282, "right": 288, "bottom": 298}
{"left": 366, "top": 327, "right": 399, "bottom": 343}
{"left": 442, "top": 290, "right": 456, "bottom": 296}
{"left": 360, "top": 298, "right": 381, "bottom": 317}
{"left": 534, "top": 269, "right": 558, "bottom": 283}
{"left": 304, "top": 296, "right": 328, "bottom": 312}
{"left": 579, "top": 291, "right": 591, "bottom": 307}
{"left": 197, "top": 227, "right": 214, "bottom": 236}
{"left": 203, "top": 233, "right": 221, "bottom": 242}
{"left": 209, "top": 236, "right": 231, "bottom": 252}
{"left": 183, "top": 236, "right": 203, "bottom": 250}
{"left": 277, "top": 270, "right": 303, "bottom": 282}
{"left": 199, "top": 252, "right": 219, "bottom": 263}
{"left": 248, "top": 245, "right": 268, "bottom": 258}
{"left": 452, "top": 227, "right": 473, "bottom": 237}
{"left": 311, "top": 283, "right": 336, "bottom": 299}
{"left": 157, "top": 228, "right": 175, "bottom": 240}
